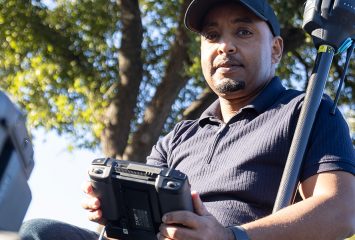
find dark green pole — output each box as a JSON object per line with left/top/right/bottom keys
{"left": 273, "top": 45, "right": 335, "bottom": 212}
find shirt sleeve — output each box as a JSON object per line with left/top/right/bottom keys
{"left": 300, "top": 96, "right": 355, "bottom": 182}
{"left": 146, "top": 126, "right": 176, "bottom": 167}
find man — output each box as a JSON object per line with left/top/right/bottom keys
{"left": 20, "top": 0, "right": 355, "bottom": 239}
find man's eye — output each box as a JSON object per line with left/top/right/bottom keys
{"left": 203, "top": 32, "right": 219, "bottom": 41}
{"left": 237, "top": 29, "right": 252, "bottom": 36}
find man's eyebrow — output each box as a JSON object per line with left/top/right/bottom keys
{"left": 202, "top": 17, "right": 254, "bottom": 29}
{"left": 232, "top": 17, "right": 253, "bottom": 24}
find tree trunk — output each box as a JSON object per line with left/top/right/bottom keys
{"left": 101, "top": 0, "right": 143, "bottom": 158}
{"left": 123, "top": 0, "right": 192, "bottom": 162}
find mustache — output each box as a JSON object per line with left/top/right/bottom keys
{"left": 213, "top": 56, "right": 244, "bottom": 69}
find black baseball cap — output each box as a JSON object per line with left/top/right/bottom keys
{"left": 184, "top": 0, "right": 280, "bottom": 36}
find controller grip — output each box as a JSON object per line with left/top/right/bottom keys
{"left": 157, "top": 175, "right": 193, "bottom": 215}
{"left": 88, "top": 162, "right": 119, "bottom": 221}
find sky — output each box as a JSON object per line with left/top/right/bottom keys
{"left": 23, "top": 128, "right": 102, "bottom": 232}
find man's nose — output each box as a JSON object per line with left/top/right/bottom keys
{"left": 217, "top": 38, "right": 237, "bottom": 55}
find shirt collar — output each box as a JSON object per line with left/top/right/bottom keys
{"left": 198, "top": 77, "right": 285, "bottom": 127}
{"left": 246, "top": 76, "right": 285, "bottom": 113}
{"left": 199, "top": 99, "right": 222, "bottom": 127}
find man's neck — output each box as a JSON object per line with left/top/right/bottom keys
{"left": 219, "top": 78, "right": 273, "bottom": 123}
{"left": 219, "top": 97, "right": 250, "bottom": 123}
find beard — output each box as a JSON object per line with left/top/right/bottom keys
{"left": 215, "top": 78, "right": 245, "bottom": 93}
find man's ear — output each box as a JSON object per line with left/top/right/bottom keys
{"left": 271, "top": 36, "right": 283, "bottom": 65}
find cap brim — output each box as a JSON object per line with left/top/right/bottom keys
{"left": 184, "top": 0, "right": 267, "bottom": 33}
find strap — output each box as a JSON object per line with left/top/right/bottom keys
{"left": 227, "top": 226, "right": 250, "bottom": 240}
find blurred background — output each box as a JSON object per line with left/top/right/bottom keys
{"left": 23, "top": 128, "right": 100, "bottom": 231}
{"left": 0, "top": 0, "right": 353, "bottom": 233}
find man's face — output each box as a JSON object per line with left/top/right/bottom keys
{"left": 200, "top": 3, "right": 282, "bottom": 101}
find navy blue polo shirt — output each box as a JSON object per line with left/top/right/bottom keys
{"left": 147, "top": 77, "right": 355, "bottom": 226}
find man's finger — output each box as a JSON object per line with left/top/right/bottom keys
{"left": 81, "top": 181, "right": 93, "bottom": 194}
{"left": 81, "top": 196, "right": 100, "bottom": 210}
{"left": 157, "top": 232, "right": 172, "bottom": 240}
{"left": 87, "top": 209, "right": 102, "bottom": 223}
{"left": 159, "top": 223, "right": 198, "bottom": 240}
{"left": 162, "top": 211, "right": 201, "bottom": 229}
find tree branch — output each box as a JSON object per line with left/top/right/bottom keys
{"left": 182, "top": 87, "right": 217, "bottom": 120}
{"left": 16, "top": 3, "right": 97, "bottom": 76}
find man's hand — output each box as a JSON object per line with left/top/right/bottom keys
{"left": 157, "top": 191, "right": 234, "bottom": 240}
{"left": 80, "top": 181, "right": 105, "bottom": 224}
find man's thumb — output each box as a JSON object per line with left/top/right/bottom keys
{"left": 191, "top": 191, "right": 209, "bottom": 216}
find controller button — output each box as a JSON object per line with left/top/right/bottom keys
{"left": 94, "top": 168, "right": 103, "bottom": 174}
{"left": 167, "top": 181, "right": 180, "bottom": 189}
{"left": 92, "top": 158, "right": 106, "bottom": 165}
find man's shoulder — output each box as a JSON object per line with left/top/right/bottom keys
{"left": 267, "top": 88, "right": 304, "bottom": 114}
{"left": 279, "top": 88, "right": 304, "bottom": 102}
{"left": 276, "top": 89, "right": 341, "bottom": 118}
{"left": 280, "top": 87, "right": 335, "bottom": 106}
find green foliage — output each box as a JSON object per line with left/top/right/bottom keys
{"left": 0, "top": 0, "right": 120, "bottom": 147}
{"left": 0, "top": 0, "right": 353, "bottom": 148}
